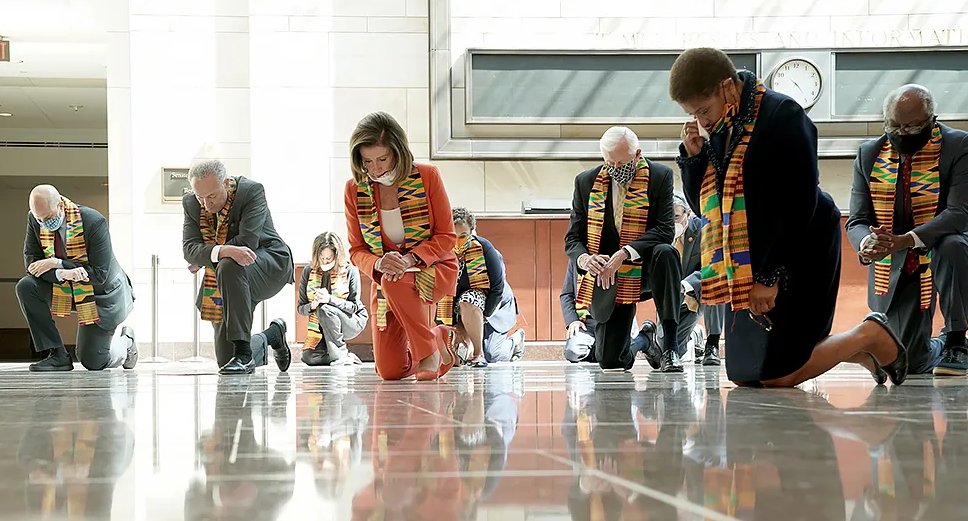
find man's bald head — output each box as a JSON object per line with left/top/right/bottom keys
{"left": 29, "top": 185, "right": 63, "bottom": 221}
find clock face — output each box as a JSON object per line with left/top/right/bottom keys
{"left": 769, "top": 59, "right": 822, "bottom": 109}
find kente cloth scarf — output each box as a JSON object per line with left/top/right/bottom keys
{"left": 304, "top": 266, "right": 351, "bottom": 349}
{"left": 435, "top": 236, "right": 490, "bottom": 326}
{"left": 698, "top": 80, "right": 766, "bottom": 311}
{"left": 40, "top": 197, "right": 99, "bottom": 325}
{"left": 199, "top": 177, "right": 239, "bottom": 322}
{"left": 574, "top": 159, "right": 650, "bottom": 316}
{"left": 871, "top": 124, "right": 942, "bottom": 310}
{"left": 357, "top": 164, "right": 436, "bottom": 330}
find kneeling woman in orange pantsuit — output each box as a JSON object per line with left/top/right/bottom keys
{"left": 344, "top": 111, "right": 458, "bottom": 381}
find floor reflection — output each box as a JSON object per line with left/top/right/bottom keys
{"left": 0, "top": 361, "right": 966, "bottom": 520}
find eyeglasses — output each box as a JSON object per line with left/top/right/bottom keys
{"left": 748, "top": 311, "right": 773, "bottom": 332}
{"left": 884, "top": 115, "right": 935, "bottom": 135}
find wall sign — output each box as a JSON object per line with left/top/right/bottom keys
{"left": 162, "top": 168, "right": 191, "bottom": 203}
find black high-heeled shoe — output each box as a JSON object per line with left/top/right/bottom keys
{"left": 863, "top": 312, "right": 908, "bottom": 386}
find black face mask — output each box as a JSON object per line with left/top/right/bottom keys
{"left": 888, "top": 124, "right": 933, "bottom": 155}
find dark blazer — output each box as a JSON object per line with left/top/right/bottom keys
{"left": 182, "top": 176, "right": 294, "bottom": 290}
{"left": 23, "top": 205, "right": 134, "bottom": 330}
{"left": 845, "top": 123, "right": 968, "bottom": 309}
{"left": 560, "top": 259, "right": 599, "bottom": 331}
{"left": 564, "top": 161, "right": 675, "bottom": 322}
{"left": 678, "top": 214, "right": 706, "bottom": 301}
{"left": 678, "top": 85, "right": 839, "bottom": 283}
{"left": 458, "top": 236, "right": 517, "bottom": 333}
{"left": 296, "top": 265, "right": 365, "bottom": 318}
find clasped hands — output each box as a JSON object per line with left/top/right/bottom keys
{"left": 859, "top": 225, "right": 915, "bottom": 263}
{"left": 376, "top": 251, "right": 418, "bottom": 283}
{"left": 27, "top": 258, "right": 89, "bottom": 282}
{"left": 580, "top": 249, "right": 630, "bottom": 290}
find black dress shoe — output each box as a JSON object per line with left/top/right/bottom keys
{"left": 121, "top": 326, "right": 138, "bottom": 369}
{"left": 701, "top": 344, "right": 721, "bottom": 366}
{"left": 660, "top": 350, "right": 684, "bottom": 373}
{"left": 864, "top": 312, "right": 908, "bottom": 385}
{"left": 639, "top": 321, "right": 662, "bottom": 370}
{"left": 219, "top": 357, "right": 256, "bottom": 375}
{"left": 29, "top": 353, "right": 73, "bottom": 372}
{"left": 269, "top": 318, "right": 291, "bottom": 372}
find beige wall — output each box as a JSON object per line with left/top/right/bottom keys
{"left": 103, "top": 0, "right": 968, "bottom": 343}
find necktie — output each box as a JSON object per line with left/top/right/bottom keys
{"left": 54, "top": 230, "right": 67, "bottom": 260}
{"left": 899, "top": 156, "right": 920, "bottom": 275}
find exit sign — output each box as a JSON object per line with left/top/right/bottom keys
{"left": 0, "top": 40, "right": 8, "bottom": 62}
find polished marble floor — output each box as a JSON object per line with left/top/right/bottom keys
{"left": 0, "top": 360, "right": 966, "bottom": 520}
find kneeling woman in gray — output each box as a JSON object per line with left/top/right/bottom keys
{"left": 298, "top": 232, "right": 368, "bottom": 365}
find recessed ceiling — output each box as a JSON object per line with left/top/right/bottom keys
{"left": 0, "top": 0, "right": 111, "bottom": 135}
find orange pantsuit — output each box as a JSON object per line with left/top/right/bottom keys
{"left": 345, "top": 163, "right": 458, "bottom": 380}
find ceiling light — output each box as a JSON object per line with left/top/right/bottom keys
{"left": 0, "top": 113, "right": 12, "bottom": 117}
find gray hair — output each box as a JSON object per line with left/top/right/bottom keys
{"left": 599, "top": 126, "right": 639, "bottom": 156}
{"left": 188, "top": 159, "right": 227, "bottom": 183}
{"left": 883, "top": 84, "right": 936, "bottom": 120}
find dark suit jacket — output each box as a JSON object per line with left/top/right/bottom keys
{"left": 182, "top": 176, "right": 294, "bottom": 303}
{"left": 679, "top": 215, "right": 704, "bottom": 300}
{"left": 564, "top": 161, "right": 675, "bottom": 322}
{"left": 845, "top": 123, "right": 968, "bottom": 309}
{"left": 679, "top": 85, "right": 839, "bottom": 282}
{"left": 458, "top": 235, "right": 517, "bottom": 333}
{"left": 23, "top": 205, "right": 134, "bottom": 330}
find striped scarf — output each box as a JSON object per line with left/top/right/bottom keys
{"left": 435, "top": 236, "right": 490, "bottom": 326}
{"left": 871, "top": 125, "right": 942, "bottom": 310}
{"left": 698, "top": 81, "right": 766, "bottom": 311}
{"left": 357, "top": 165, "right": 436, "bottom": 330}
{"left": 40, "top": 197, "right": 99, "bottom": 325}
{"left": 199, "top": 177, "right": 238, "bottom": 322}
{"left": 574, "top": 159, "right": 650, "bottom": 314}
{"left": 304, "top": 266, "right": 351, "bottom": 349}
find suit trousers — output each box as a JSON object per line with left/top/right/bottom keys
{"left": 16, "top": 276, "right": 129, "bottom": 370}
{"left": 370, "top": 273, "right": 448, "bottom": 380}
{"left": 209, "top": 250, "right": 290, "bottom": 366}
{"left": 595, "top": 243, "right": 682, "bottom": 369}
{"left": 886, "top": 234, "right": 968, "bottom": 373}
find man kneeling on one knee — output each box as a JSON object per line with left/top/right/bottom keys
{"left": 18, "top": 185, "right": 137, "bottom": 372}
{"left": 182, "top": 160, "right": 295, "bottom": 375}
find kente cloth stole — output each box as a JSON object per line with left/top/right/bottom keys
{"left": 870, "top": 125, "right": 942, "bottom": 310}
{"left": 40, "top": 197, "right": 100, "bottom": 325}
{"left": 574, "top": 159, "right": 650, "bottom": 315}
{"left": 199, "top": 177, "right": 239, "bottom": 322}
{"left": 357, "top": 165, "right": 436, "bottom": 330}
{"left": 304, "top": 267, "right": 350, "bottom": 349}
{"left": 698, "top": 81, "right": 766, "bottom": 311}
{"left": 435, "top": 236, "right": 489, "bottom": 325}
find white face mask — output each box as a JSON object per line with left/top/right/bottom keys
{"left": 369, "top": 170, "right": 394, "bottom": 186}
{"left": 320, "top": 262, "right": 336, "bottom": 272}
{"left": 674, "top": 222, "right": 685, "bottom": 240}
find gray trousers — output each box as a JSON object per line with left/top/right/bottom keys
{"left": 207, "top": 252, "right": 290, "bottom": 367}
{"left": 885, "top": 234, "right": 968, "bottom": 374}
{"left": 482, "top": 322, "right": 514, "bottom": 363}
{"left": 16, "top": 276, "right": 129, "bottom": 370}
{"left": 301, "top": 306, "right": 367, "bottom": 366}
